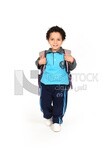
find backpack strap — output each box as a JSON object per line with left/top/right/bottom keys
{"left": 62, "top": 49, "right": 69, "bottom": 73}
{"left": 38, "top": 50, "right": 47, "bottom": 93}
{"left": 63, "top": 49, "right": 73, "bottom": 89}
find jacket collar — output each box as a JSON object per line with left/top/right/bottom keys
{"left": 46, "top": 47, "right": 64, "bottom": 54}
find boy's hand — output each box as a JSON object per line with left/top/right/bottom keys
{"left": 64, "top": 55, "right": 74, "bottom": 63}
{"left": 38, "top": 55, "right": 46, "bottom": 65}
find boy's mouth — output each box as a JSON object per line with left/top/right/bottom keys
{"left": 53, "top": 45, "right": 58, "bottom": 47}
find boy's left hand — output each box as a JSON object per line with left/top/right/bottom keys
{"left": 64, "top": 55, "right": 74, "bottom": 63}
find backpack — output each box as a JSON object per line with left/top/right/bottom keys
{"left": 38, "top": 49, "right": 73, "bottom": 93}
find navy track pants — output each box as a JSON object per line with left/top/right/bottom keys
{"left": 40, "top": 83, "right": 69, "bottom": 124}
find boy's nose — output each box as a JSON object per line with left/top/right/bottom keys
{"left": 54, "top": 40, "right": 57, "bottom": 44}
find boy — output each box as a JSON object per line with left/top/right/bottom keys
{"left": 36, "top": 26, "right": 76, "bottom": 132}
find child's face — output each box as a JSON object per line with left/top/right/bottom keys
{"left": 48, "top": 32, "right": 63, "bottom": 52}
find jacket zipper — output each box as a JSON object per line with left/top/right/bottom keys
{"left": 53, "top": 53, "right": 54, "bottom": 65}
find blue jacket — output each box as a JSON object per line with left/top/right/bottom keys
{"left": 36, "top": 47, "right": 77, "bottom": 85}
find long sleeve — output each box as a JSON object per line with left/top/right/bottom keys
{"left": 68, "top": 58, "right": 77, "bottom": 71}
{"left": 35, "top": 57, "right": 41, "bottom": 69}
{"left": 64, "top": 49, "right": 77, "bottom": 71}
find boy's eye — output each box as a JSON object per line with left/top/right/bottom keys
{"left": 50, "top": 38, "right": 54, "bottom": 41}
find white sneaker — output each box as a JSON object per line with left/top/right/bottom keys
{"left": 51, "top": 123, "right": 61, "bottom": 132}
{"left": 44, "top": 118, "right": 53, "bottom": 126}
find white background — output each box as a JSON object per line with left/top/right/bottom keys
{"left": 0, "top": 0, "right": 107, "bottom": 160}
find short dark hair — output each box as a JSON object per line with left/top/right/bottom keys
{"left": 46, "top": 26, "right": 66, "bottom": 41}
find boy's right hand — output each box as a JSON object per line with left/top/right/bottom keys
{"left": 38, "top": 55, "right": 46, "bottom": 65}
